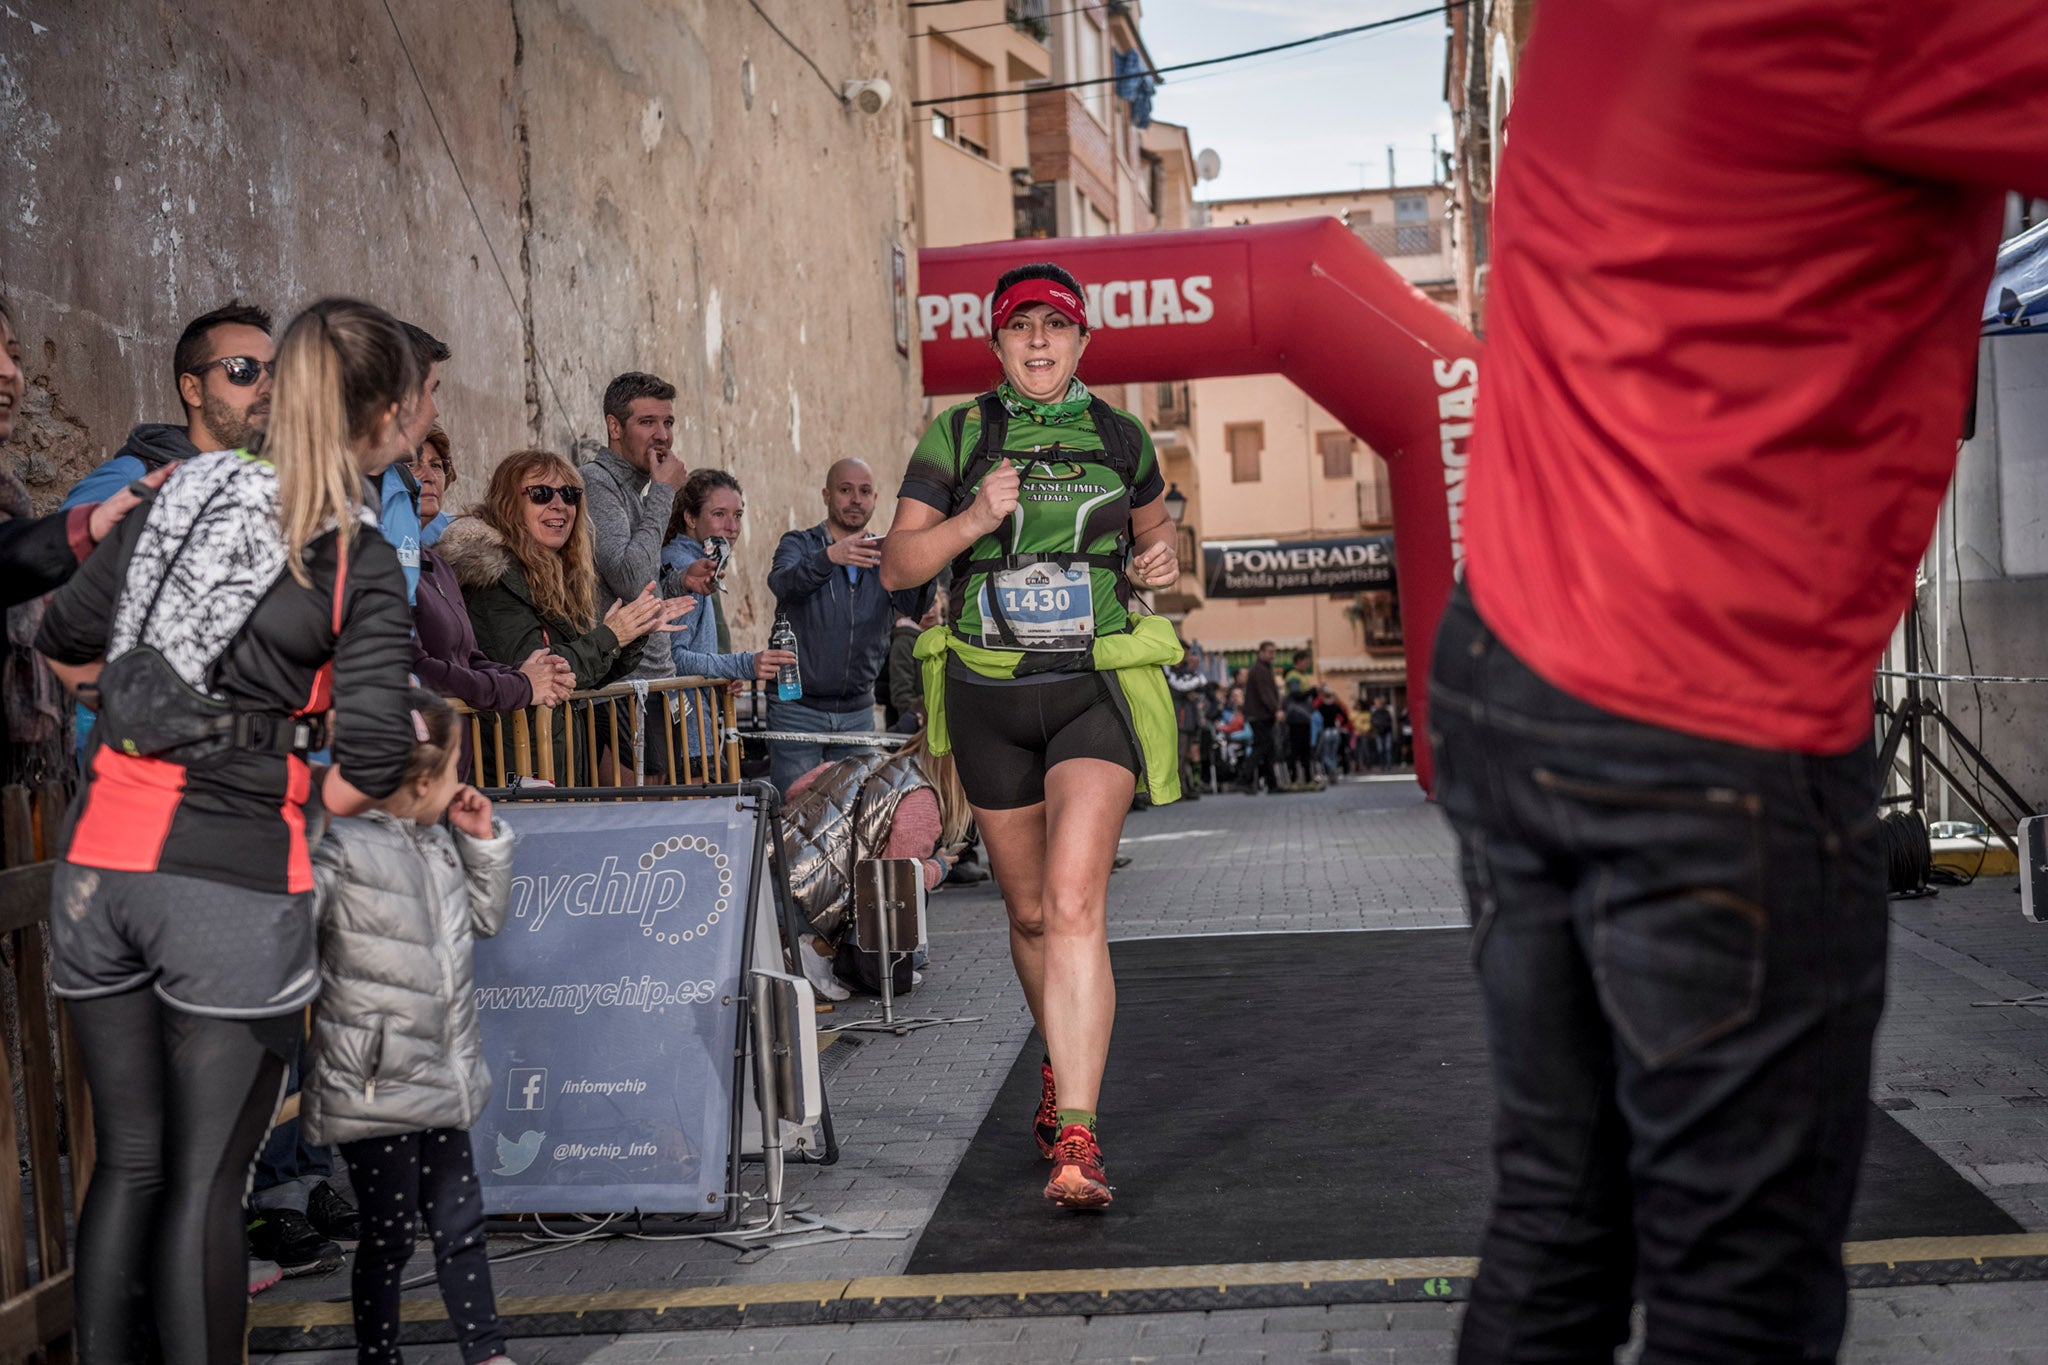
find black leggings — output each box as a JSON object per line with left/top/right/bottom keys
{"left": 341, "top": 1129, "right": 506, "bottom": 1365}
{"left": 68, "top": 988, "right": 293, "bottom": 1365}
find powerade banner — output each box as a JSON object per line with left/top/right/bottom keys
{"left": 1202, "top": 535, "right": 1396, "bottom": 599}
{"left": 469, "top": 799, "right": 756, "bottom": 1215}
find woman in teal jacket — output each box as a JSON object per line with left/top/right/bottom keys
{"left": 657, "top": 468, "right": 796, "bottom": 755}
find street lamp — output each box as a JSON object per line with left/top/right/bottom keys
{"left": 1163, "top": 483, "right": 1187, "bottom": 523}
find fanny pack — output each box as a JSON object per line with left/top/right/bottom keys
{"left": 91, "top": 649, "right": 330, "bottom": 763}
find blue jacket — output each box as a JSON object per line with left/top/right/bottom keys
{"left": 767, "top": 522, "right": 928, "bottom": 714}
{"left": 62, "top": 423, "right": 201, "bottom": 510}
{"left": 379, "top": 465, "right": 422, "bottom": 604}
{"left": 659, "top": 535, "right": 754, "bottom": 682}
{"left": 659, "top": 535, "right": 753, "bottom": 756}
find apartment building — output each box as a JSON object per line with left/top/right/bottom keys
{"left": 1176, "top": 185, "right": 1456, "bottom": 705}
{"left": 910, "top": 0, "right": 1210, "bottom": 613}
{"left": 1444, "top": 0, "right": 1534, "bottom": 331}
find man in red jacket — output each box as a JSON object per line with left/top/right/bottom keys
{"left": 1430, "top": 2, "right": 2048, "bottom": 1359}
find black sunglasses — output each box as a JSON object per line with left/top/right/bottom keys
{"left": 521, "top": 484, "right": 583, "bottom": 507}
{"left": 186, "top": 356, "right": 275, "bottom": 387}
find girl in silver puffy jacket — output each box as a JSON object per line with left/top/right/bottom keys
{"left": 303, "top": 689, "right": 515, "bottom": 1365}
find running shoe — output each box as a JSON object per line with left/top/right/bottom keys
{"left": 1033, "top": 1059, "right": 1061, "bottom": 1158}
{"left": 248, "top": 1259, "right": 283, "bottom": 1296}
{"left": 246, "top": 1207, "right": 344, "bottom": 1277}
{"left": 307, "top": 1180, "right": 361, "bottom": 1244}
{"left": 1043, "top": 1123, "right": 1112, "bottom": 1210}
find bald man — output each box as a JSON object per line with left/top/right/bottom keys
{"left": 765, "top": 458, "right": 933, "bottom": 792}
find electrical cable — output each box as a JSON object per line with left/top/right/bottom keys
{"left": 1947, "top": 498, "right": 1996, "bottom": 881}
{"left": 921, "top": 11, "right": 1448, "bottom": 126}
{"left": 1881, "top": 808, "right": 1933, "bottom": 895}
{"left": 914, "top": 1, "right": 1469, "bottom": 107}
{"left": 379, "top": 0, "right": 575, "bottom": 438}
{"left": 742, "top": 0, "right": 848, "bottom": 103}
{"left": 1876, "top": 668, "right": 2048, "bottom": 684}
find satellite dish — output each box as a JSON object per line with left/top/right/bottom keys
{"left": 1196, "top": 148, "right": 1222, "bottom": 182}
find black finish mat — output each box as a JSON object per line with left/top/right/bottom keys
{"left": 908, "top": 929, "right": 2020, "bottom": 1275}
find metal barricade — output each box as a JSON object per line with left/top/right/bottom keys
{"left": 452, "top": 675, "right": 744, "bottom": 789}
{"left": 0, "top": 785, "right": 93, "bottom": 1361}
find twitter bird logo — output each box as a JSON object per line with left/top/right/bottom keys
{"left": 495, "top": 1130, "right": 545, "bottom": 1176}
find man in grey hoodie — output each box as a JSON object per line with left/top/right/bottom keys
{"left": 582, "top": 372, "right": 715, "bottom": 776}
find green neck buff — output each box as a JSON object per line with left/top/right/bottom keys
{"left": 997, "top": 378, "right": 1091, "bottom": 426}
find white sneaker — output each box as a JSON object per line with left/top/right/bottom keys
{"left": 799, "top": 937, "right": 850, "bottom": 1001}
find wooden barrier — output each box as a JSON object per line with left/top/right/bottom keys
{"left": 455, "top": 675, "right": 744, "bottom": 789}
{"left": 0, "top": 784, "right": 90, "bottom": 1364}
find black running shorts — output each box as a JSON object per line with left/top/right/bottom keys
{"left": 50, "top": 862, "right": 319, "bottom": 1018}
{"left": 945, "top": 665, "right": 1138, "bottom": 810}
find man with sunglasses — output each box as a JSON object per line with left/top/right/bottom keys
{"left": 62, "top": 300, "right": 274, "bottom": 513}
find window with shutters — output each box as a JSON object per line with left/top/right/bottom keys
{"left": 927, "top": 40, "right": 994, "bottom": 159}
{"left": 1317, "top": 430, "right": 1354, "bottom": 479}
{"left": 1227, "top": 422, "right": 1264, "bottom": 483}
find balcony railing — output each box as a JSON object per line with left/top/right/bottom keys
{"left": 1006, "top": 0, "right": 1050, "bottom": 42}
{"left": 1353, "top": 220, "right": 1444, "bottom": 260}
{"left": 1155, "top": 381, "right": 1192, "bottom": 431}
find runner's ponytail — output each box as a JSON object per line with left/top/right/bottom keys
{"left": 269, "top": 298, "right": 419, "bottom": 585}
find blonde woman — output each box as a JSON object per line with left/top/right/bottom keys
{"left": 437, "top": 450, "right": 692, "bottom": 783}
{"left": 36, "top": 298, "right": 421, "bottom": 1359}
{"left": 778, "top": 731, "right": 973, "bottom": 1001}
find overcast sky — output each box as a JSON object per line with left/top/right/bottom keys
{"left": 1143, "top": 0, "right": 1454, "bottom": 202}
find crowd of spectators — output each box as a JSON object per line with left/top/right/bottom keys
{"left": 1168, "top": 640, "right": 1411, "bottom": 796}
{"left": 2, "top": 289, "right": 1383, "bottom": 1314}
{"left": 0, "top": 293, "right": 986, "bottom": 1297}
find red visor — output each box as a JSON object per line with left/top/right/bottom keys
{"left": 991, "top": 279, "right": 1088, "bottom": 331}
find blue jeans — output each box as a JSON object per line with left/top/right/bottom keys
{"left": 250, "top": 1050, "right": 332, "bottom": 1213}
{"left": 767, "top": 697, "right": 877, "bottom": 794}
{"left": 1315, "top": 728, "right": 1342, "bottom": 779}
{"left": 1429, "top": 586, "right": 1886, "bottom": 1365}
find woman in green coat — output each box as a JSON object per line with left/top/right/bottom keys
{"left": 437, "top": 448, "right": 693, "bottom": 782}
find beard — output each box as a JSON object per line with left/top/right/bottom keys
{"left": 200, "top": 388, "right": 268, "bottom": 452}
{"left": 831, "top": 502, "right": 873, "bottom": 533}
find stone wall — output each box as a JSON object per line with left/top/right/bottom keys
{"left": 0, "top": 0, "right": 921, "bottom": 642}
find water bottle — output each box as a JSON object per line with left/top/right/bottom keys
{"left": 771, "top": 611, "right": 802, "bottom": 702}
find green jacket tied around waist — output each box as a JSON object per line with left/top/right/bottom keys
{"left": 915, "top": 614, "right": 1185, "bottom": 806}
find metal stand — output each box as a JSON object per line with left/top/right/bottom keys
{"left": 704, "top": 970, "right": 909, "bottom": 1258}
{"left": 822, "top": 861, "right": 983, "bottom": 1037}
{"left": 1875, "top": 607, "right": 2034, "bottom": 862}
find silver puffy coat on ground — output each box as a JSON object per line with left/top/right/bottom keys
{"left": 780, "top": 751, "right": 932, "bottom": 944}
{"left": 302, "top": 811, "right": 514, "bottom": 1145}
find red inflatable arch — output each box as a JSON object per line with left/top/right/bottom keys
{"left": 917, "top": 218, "right": 1481, "bottom": 792}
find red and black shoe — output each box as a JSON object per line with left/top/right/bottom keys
{"left": 1043, "top": 1123, "right": 1112, "bottom": 1210}
{"left": 1034, "top": 1059, "right": 1062, "bottom": 1158}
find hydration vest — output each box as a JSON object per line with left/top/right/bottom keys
{"left": 944, "top": 391, "right": 1148, "bottom": 653}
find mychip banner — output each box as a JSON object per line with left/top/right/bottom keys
{"left": 469, "top": 798, "right": 759, "bottom": 1215}
{"left": 1201, "top": 535, "right": 1396, "bottom": 599}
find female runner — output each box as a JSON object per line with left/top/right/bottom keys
{"left": 881, "top": 262, "right": 1183, "bottom": 1210}
{"left": 37, "top": 298, "right": 419, "bottom": 1359}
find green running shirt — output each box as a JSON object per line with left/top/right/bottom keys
{"left": 898, "top": 396, "right": 1165, "bottom": 642}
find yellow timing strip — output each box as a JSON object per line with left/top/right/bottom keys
{"left": 248, "top": 1235, "right": 2048, "bottom": 1330}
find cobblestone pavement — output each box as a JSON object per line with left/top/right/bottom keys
{"left": 255, "top": 778, "right": 2048, "bottom": 1363}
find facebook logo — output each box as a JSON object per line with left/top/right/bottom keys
{"left": 506, "top": 1068, "right": 548, "bottom": 1112}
